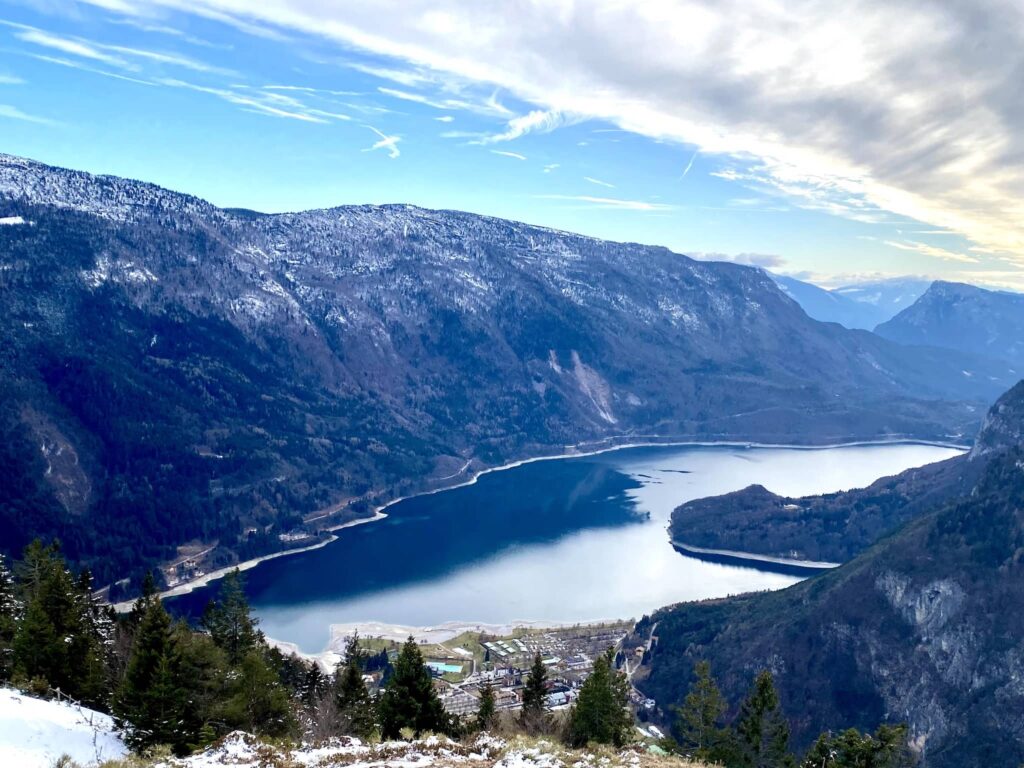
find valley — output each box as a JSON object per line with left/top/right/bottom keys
{"left": 165, "top": 441, "right": 958, "bottom": 653}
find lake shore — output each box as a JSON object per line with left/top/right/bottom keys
{"left": 136, "top": 435, "right": 967, "bottom": 610}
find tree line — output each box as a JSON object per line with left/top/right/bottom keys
{"left": 667, "top": 660, "right": 914, "bottom": 768}
{"left": 0, "top": 541, "right": 917, "bottom": 766}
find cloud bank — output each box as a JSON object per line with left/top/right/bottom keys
{"left": 58, "top": 0, "right": 1024, "bottom": 265}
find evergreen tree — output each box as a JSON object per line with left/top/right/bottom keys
{"left": 222, "top": 650, "right": 294, "bottom": 738}
{"left": 0, "top": 554, "right": 20, "bottom": 682}
{"left": 676, "top": 660, "right": 729, "bottom": 759}
{"left": 12, "top": 541, "right": 106, "bottom": 704}
{"left": 734, "top": 670, "right": 793, "bottom": 768}
{"left": 800, "top": 724, "right": 911, "bottom": 768}
{"left": 567, "top": 649, "right": 632, "bottom": 747}
{"left": 114, "top": 596, "right": 189, "bottom": 753}
{"left": 519, "top": 651, "right": 549, "bottom": 734}
{"left": 302, "top": 662, "right": 329, "bottom": 708}
{"left": 475, "top": 681, "right": 497, "bottom": 732}
{"left": 378, "top": 636, "right": 452, "bottom": 739}
{"left": 202, "top": 569, "right": 260, "bottom": 665}
{"left": 171, "top": 622, "right": 231, "bottom": 752}
{"left": 334, "top": 633, "right": 376, "bottom": 737}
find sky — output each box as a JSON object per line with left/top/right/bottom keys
{"left": 1, "top": 0, "right": 1023, "bottom": 289}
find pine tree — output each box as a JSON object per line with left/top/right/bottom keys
{"left": 302, "top": 662, "right": 329, "bottom": 708}
{"left": 475, "top": 681, "right": 497, "bottom": 732}
{"left": 12, "top": 541, "right": 105, "bottom": 703}
{"left": 378, "top": 636, "right": 452, "bottom": 739}
{"left": 223, "top": 650, "right": 294, "bottom": 738}
{"left": 800, "top": 724, "right": 911, "bottom": 768}
{"left": 334, "top": 634, "right": 376, "bottom": 737}
{"left": 734, "top": 670, "right": 793, "bottom": 768}
{"left": 676, "top": 660, "right": 729, "bottom": 758}
{"left": 114, "top": 596, "right": 189, "bottom": 753}
{"left": 519, "top": 651, "right": 549, "bottom": 733}
{"left": 202, "top": 569, "right": 260, "bottom": 665}
{"left": 0, "top": 554, "right": 21, "bottom": 682}
{"left": 567, "top": 649, "right": 632, "bottom": 747}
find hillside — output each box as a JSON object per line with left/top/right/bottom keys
{"left": 668, "top": 383, "right": 1024, "bottom": 563}
{"left": 0, "top": 687, "right": 127, "bottom": 767}
{"left": 637, "top": 387, "right": 1024, "bottom": 767}
{"left": 876, "top": 281, "right": 1024, "bottom": 366}
{"left": 833, "top": 279, "right": 932, "bottom": 327}
{"left": 0, "top": 154, "right": 1014, "bottom": 591}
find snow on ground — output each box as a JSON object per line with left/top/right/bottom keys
{"left": 0, "top": 687, "right": 128, "bottom": 767}
{"left": 158, "top": 731, "right": 508, "bottom": 768}
{"left": 156, "top": 733, "right": 668, "bottom": 768}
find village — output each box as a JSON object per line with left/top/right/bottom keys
{"left": 349, "top": 621, "right": 660, "bottom": 726}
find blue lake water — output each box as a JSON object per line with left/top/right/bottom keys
{"left": 169, "top": 442, "right": 961, "bottom": 652}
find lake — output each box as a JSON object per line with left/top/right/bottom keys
{"left": 169, "top": 442, "right": 961, "bottom": 653}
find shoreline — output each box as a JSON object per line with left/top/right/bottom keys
{"left": 671, "top": 540, "right": 840, "bottom": 574}
{"left": 133, "top": 435, "right": 966, "bottom": 609}
{"left": 268, "top": 617, "right": 634, "bottom": 667}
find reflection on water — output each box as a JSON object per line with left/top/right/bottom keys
{"left": 169, "top": 442, "right": 961, "bottom": 652}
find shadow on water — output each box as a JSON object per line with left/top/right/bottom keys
{"left": 168, "top": 459, "right": 645, "bottom": 619}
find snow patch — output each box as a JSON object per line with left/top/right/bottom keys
{"left": 0, "top": 687, "right": 127, "bottom": 768}
{"left": 0, "top": 215, "right": 25, "bottom": 225}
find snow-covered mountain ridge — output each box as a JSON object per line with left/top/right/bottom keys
{"left": 0, "top": 154, "right": 1015, "bottom": 588}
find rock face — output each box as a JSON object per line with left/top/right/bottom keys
{"left": 876, "top": 280, "right": 1024, "bottom": 367}
{"left": 638, "top": 382, "right": 1024, "bottom": 767}
{"left": 0, "top": 154, "right": 1015, "bottom": 588}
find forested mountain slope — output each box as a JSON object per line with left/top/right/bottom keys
{"left": 876, "top": 281, "right": 1024, "bottom": 367}
{"left": 669, "top": 383, "right": 1024, "bottom": 563}
{"left": 639, "top": 383, "right": 1024, "bottom": 767}
{"left": 0, "top": 154, "right": 1013, "bottom": 590}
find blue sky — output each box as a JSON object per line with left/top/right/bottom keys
{"left": 1, "top": 0, "right": 1022, "bottom": 289}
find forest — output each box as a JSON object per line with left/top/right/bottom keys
{"left": 0, "top": 541, "right": 912, "bottom": 767}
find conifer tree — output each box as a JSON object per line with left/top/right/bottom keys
{"left": 202, "top": 569, "right": 260, "bottom": 665}
{"left": 800, "top": 724, "right": 911, "bottom": 768}
{"left": 567, "top": 649, "right": 632, "bottom": 747}
{"left": 334, "top": 633, "right": 376, "bottom": 737}
{"left": 12, "top": 541, "right": 105, "bottom": 703}
{"left": 378, "top": 636, "right": 452, "bottom": 739}
{"left": 519, "top": 651, "right": 549, "bottom": 733}
{"left": 676, "top": 660, "right": 729, "bottom": 759}
{"left": 734, "top": 670, "right": 793, "bottom": 768}
{"left": 114, "top": 596, "right": 189, "bottom": 753}
{"left": 302, "top": 662, "right": 329, "bottom": 708}
{"left": 475, "top": 681, "right": 497, "bottom": 732}
{"left": 223, "top": 650, "right": 294, "bottom": 738}
{"left": 0, "top": 554, "right": 20, "bottom": 682}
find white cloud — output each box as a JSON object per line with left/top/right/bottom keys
{"left": 15, "top": 28, "right": 131, "bottom": 68}
{"left": 65, "top": 1, "right": 1024, "bottom": 262}
{"left": 543, "top": 163, "right": 560, "bottom": 173}
{"left": 536, "top": 194, "right": 674, "bottom": 211}
{"left": 477, "top": 108, "right": 571, "bottom": 143}
{"left": 583, "top": 176, "right": 615, "bottom": 188}
{"left": 884, "top": 240, "right": 979, "bottom": 264}
{"left": 434, "top": 115, "right": 453, "bottom": 122}
{"left": 0, "top": 104, "right": 57, "bottom": 125}
{"left": 364, "top": 125, "right": 400, "bottom": 158}
{"left": 490, "top": 149, "right": 526, "bottom": 160}
{"left": 0, "top": 74, "right": 24, "bottom": 85}
{"left": 691, "top": 251, "right": 786, "bottom": 268}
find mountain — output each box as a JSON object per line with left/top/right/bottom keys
{"left": 669, "top": 382, "right": 1024, "bottom": 565}
{"left": 637, "top": 381, "right": 1024, "bottom": 767}
{"left": 833, "top": 278, "right": 933, "bottom": 328}
{"left": 0, "top": 154, "right": 1015, "bottom": 591}
{"left": 876, "top": 281, "right": 1024, "bottom": 368}
{"left": 770, "top": 274, "right": 884, "bottom": 329}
